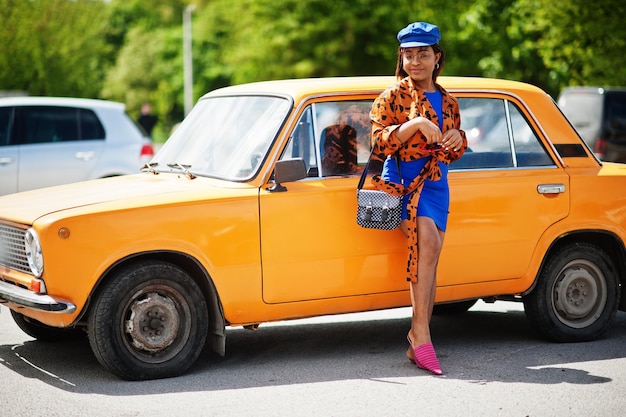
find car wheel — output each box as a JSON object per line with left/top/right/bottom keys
{"left": 432, "top": 299, "right": 478, "bottom": 315}
{"left": 523, "top": 243, "right": 620, "bottom": 342}
{"left": 10, "top": 310, "right": 85, "bottom": 342}
{"left": 87, "top": 261, "right": 208, "bottom": 380}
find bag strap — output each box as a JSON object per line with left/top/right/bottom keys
{"left": 357, "top": 140, "right": 378, "bottom": 190}
{"left": 357, "top": 140, "right": 401, "bottom": 190}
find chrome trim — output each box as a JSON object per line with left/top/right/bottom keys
{"left": 0, "top": 224, "right": 30, "bottom": 274}
{"left": 537, "top": 183, "right": 566, "bottom": 194}
{"left": 24, "top": 228, "right": 43, "bottom": 277}
{"left": 0, "top": 280, "right": 76, "bottom": 313}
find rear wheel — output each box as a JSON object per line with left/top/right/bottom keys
{"left": 88, "top": 261, "right": 208, "bottom": 380}
{"left": 523, "top": 243, "right": 619, "bottom": 342}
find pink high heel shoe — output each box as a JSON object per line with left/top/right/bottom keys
{"left": 407, "top": 334, "right": 443, "bottom": 375}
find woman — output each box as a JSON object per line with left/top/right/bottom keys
{"left": 370, "top": 22, "right": 467, "bottom": 375}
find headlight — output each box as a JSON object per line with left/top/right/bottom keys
{"left": 24, "top": 228, "right": 44, "bottom": 277}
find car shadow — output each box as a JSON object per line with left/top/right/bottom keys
{"left": 0, "top": 306, "right": 624, "bottom": 394}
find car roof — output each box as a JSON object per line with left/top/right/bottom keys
{"left": 202, "top": 76, "right": 547, "bottom": 101}
{"left": 0, "top": 96, "right": 126, "bottom": 110}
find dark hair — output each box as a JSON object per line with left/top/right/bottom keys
{"left": 395, "top": 44, "right": 445, "bottom": 82}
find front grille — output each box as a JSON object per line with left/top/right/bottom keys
{"left": 0, "top": 224, "right": 31, "bottom": 274}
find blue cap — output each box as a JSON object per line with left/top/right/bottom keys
{"left": 397, "top": 22, "right": 440, "bottom": 48}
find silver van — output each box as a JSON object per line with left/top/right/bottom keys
{"left": 558, "top": 87, "right": 626, "bottom": 162}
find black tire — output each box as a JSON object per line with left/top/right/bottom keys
{"left": 523, "top": 243, "right": 620, "bottom": 342}
{"left": 433, "top": 299, "right": 478, "bottom": 315}
{"left": 87, "top": 261, "right": 208, "bottom": 380}
{"left": 10, "top": 310, "right": 85, "bottom": 342}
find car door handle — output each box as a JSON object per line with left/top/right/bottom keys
{"left": 537, "top": 184, "right": 566, "bottom": 194}
{"left": 75, "top": 151, "right": 95, "bottom": 161}
{"left": 0, "top": 157, "right": 15, "bottom": 165}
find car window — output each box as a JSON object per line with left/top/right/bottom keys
{"left": 316, "top": 101, "right": 373, "bottom": 171}
{"left": 281, "top": 97, "right": 555, "bottom": 175}
{"left": 452, "top": 98, "right": 554, "bottom": 170}
{"left": 281, "top": 106, "right": 318, "bottom": 176}
{"left": 509, "top": 104, "right": 553, "bottom": 166}
{"left": 78, "top": 108, "right": 105, "bottom": 140}
{"left": 605, "top": 93, "right": 626, "bottom": 139}
{"left": 18, "top": 106, "right": 104, "bottom": 144}
{"left": 0, "top": 107, "right": 12, "bottom": 146}
{"left": 280, "top": 100, "right": 373, "bottom": 177}
{"left": 155, "top": 95, "right": 291, "bottom": 180}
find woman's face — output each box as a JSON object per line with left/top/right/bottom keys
{"left": 402, "top": 46, "right": 441, "bottom": 86}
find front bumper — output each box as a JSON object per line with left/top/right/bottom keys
{"left": 0, "top": 280, "right": 76, "bottom": 313}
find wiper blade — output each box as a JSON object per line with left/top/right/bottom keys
{"left": 141, "top": 162, "right": 159, "bottom": 175}
{"left": 167, "top": 163, "right": 196, "bottom": 179}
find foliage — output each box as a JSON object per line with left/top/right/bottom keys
{"left": 1, "top": 0, "right": 623, "bottom": 139}
{"left": 0, "top": 0, "right": 107, "bottom": 97}
{"left": 515, "top": 0, "right": 626, "bottom": 91}
{"left": 455, "top": 0, "right": 548, "bottom": 88}
{"left": 455, "top": 0, "right": 626, "bottom": 96}
{"left": 202, "top": 0, "right": 412, "bottom": 82}
{"left": 100, "top": 0, "right": 190, "bottom": 141}
{"left": 101, "top": 25, "right": 186, "bottom": 141}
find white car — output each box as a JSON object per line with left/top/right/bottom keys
{"left": 0, "top": 96, "right": 154, "bottom": 195}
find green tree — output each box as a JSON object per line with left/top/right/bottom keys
{"left": 454, "top": 0, "right": 549, "bottom": 88}
{"left": 193, "top": 0, "right": 479, "bottom": 85}
{"left": 453, "top": 0, "right": 626, "bottom": 96}
{"left": 199, "top": 0, "right": 426, "bottom": 84}
{"left": 4, "top": 0, "right": 621, "bottom": 136}
{"left": 515, "top": 0, "right": 626, "bottom": 92}
{"left": 0, "top": 0, "right": 108, "bottom": 97}
{"left": 100, "top": 0, "right": 191, "bottom": 140}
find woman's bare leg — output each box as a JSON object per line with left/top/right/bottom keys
{"left": 407, "top": 216, "right": 445, "bottom": 347}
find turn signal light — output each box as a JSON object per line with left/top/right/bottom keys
{"left": 28, "top": 278, "right": 46, "bottom": 294}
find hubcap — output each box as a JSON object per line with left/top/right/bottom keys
{"left": 552, "top": 260, "right": 607, "bottom": 328}
{"left": 125, "top": 293, "right": 179, "bottom": 353}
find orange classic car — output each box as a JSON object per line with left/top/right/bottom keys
{"left": 1, "top": 77, "right": 625, "bottom": 380}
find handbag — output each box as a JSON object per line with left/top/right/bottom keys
{"left": 356, "top": 147, "right": 403, "bottom": 230}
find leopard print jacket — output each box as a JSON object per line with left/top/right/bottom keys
{"left": 369, "top": 77, "right": 467, "bottom": 283}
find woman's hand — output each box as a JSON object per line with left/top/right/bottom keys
{"left": 442, "top": 129, "right": 464, "bottom": 152}
{"left": 416, "top": 117, "right": 442, "bottom": 145}
{"left": 398, "top": 116, "right": 441, "bottom": 144}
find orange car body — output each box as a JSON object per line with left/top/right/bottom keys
{"left": 1, "top": 76, "right": 625, "bottom": 379}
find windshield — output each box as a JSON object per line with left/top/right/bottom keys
{"left": 151, "top": 95, "right": 292, "bottom": 180}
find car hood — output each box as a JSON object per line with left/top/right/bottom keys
{"left": 0, "top": 173, "right": 255, "bottom": 224}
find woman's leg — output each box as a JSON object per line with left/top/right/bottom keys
{"left": 407, "top": 216, "right": 445, "bottom": 346}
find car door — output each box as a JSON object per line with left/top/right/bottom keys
{"left": 16, "top": 106, "right": 104, "bottom": 192}
{"left": 0, "top": 106, "right": 18, "bottom": 195}
{"left": 259, "top": 93, "right": 569, "bottom": 305}
{"left": 259, "top": 98, "right": 408, "bottom": 304}
{"left": 440, "top": 94, "right": 569, "bottom": 287}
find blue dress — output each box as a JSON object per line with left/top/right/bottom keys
{"left": 381, "top": 156, "right": 450, "bottom": 232}
{"left": 381, "top": 89, "right": 450, "bottom": 232}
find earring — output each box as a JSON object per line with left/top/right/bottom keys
{"left": 435, "top": 63, "right": 440, "bottom": 70}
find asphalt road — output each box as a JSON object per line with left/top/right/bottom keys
{"left": 1, "top": 301, "right": 625, "bottom": 417}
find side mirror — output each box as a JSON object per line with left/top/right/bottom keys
{"left": 269, "top": 158, "right": 307, "bottom": 192}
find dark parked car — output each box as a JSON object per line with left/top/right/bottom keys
{"left": 558, "top": 86, "right": 626, "bottom": 162}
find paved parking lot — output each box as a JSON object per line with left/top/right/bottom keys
{"left": 1, "top": 301, "right": 625, "bottom": 416}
